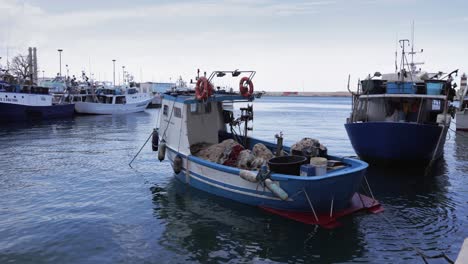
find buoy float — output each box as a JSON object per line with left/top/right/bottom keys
{"left": 152, "top": 128, "right": 159, "bottom": 151}
{"left": 239, "top": 170, "right": 288, "bottom": 200}
{"left": 239, "top": 77, "right": 254, "bottom": 97}
{"left": 195, "top": 77, "right": 214, "bottom": 100}
{"left": 264, "top": 179, "right": 288, "bottom": 201}
{"left": 158, "top": 140, "right": 166, "bottom": 162}
{"left": 240, "top": 170, "right": 258, "bottom": 183}
{"left": 173, "top": 155, "right": 183, "bottom": 174}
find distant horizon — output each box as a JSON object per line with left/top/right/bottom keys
{"left": 1, "top": 0, "right": 467, "bottom": 92}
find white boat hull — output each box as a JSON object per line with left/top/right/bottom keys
{"left": 75, "top": 98, "right": 152, "bottom": 115}
{"left": 456, "top": 109, "right": 468, "bottom": 131}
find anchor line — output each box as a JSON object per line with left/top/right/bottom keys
{"left": 377, "top": 213, "right": 454, "bottom": 264}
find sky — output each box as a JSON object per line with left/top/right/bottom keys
{"left": 0, "top": 0, "right": 467, "bottom": 91}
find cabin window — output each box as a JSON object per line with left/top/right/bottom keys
{"left": 174, "top": 107, "right": 182, "bottom": 118}
{"left": 204, "top": 103, "right": 211, "bottom": 113}
{"left": 116, "top": 96, "right": 126, "bottom": 104}
{"left": 163, "top": 105, "right": 169, "bottom": 116}
{"left": 189, "top": 103, "right": 212, "bottom": 114}
{"left": 432, "top": 100, "right": 441, "bottom": 111}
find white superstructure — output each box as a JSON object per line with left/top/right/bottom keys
{"left": 456, "top": 73, "right": 468, "bottom": 131}
{"left": 70, "top": 87, "right": 152, "bottom": 115}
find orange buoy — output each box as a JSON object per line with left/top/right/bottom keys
{"left": 239, "top": 77, "right": 254, "bottom": 97}
{"left": 195, "top": 77, "right": 213, "bottom": 100}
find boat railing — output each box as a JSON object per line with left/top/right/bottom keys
{"left": 207, "top": 70, "right": 256, "bottom": 82}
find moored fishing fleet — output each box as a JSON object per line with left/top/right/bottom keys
{"left": 1, "top": 38, "right": 467, "bottom": 234}
{"left": 0, "top": 48, "right": 165, "bottom": 120}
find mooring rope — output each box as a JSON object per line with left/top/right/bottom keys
{"left": 449, "top": 120, "right": 468, "bottom": 138}
{"left": 128, "top": 130, "right": 154, "bottom": 168}
{"left": 302, "top": 188, "right": 319, "bottom": 222}
{"left": 424, "top": 123, "right": 446, "bottom": 176}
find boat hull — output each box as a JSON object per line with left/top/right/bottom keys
{"left": 345, "top": 122, "right": 448, "bottom": 164}
{"left": 166, "top": 147, "right": 366, "bottom": 212}
{"left": 0, "top": 102, "right": 75, "bottom": 122}
{"left": 74, "top": 99, "right": 151, "bottom": 115}
{"left": 456, "top": 110, "right": 468, "bottom": 131}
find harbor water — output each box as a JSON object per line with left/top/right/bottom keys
{"left": 0, "top": 97, "right": 467, "bottom": 263}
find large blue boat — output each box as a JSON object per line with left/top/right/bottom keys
{"left": 0, "top": 81, "right": 75, "bottom": 122}
{"left": 345, "top": 40, "right": 457, "bottom": 165}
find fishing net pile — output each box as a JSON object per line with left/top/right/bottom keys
{"left": 191, "top": 139, "right": 274, "bottom": 169}
{"left": 191, "top": 137, "right": 327, "bottom": 170}
{"left": 290, "top": 137, "right": 327, "bottom": 158}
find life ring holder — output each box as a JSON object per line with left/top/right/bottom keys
{"left": 195, "top": 77, "right": 214, "bottom": 101}
{"left": 239, "top": 77, "right": 254, "bottom": 97}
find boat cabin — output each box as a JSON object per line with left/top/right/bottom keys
{"left": 160, "top": 92, "right": 253, "bottom": 156}
{"left": 159, "top": 70, "right": 257, "bottom": 156}
{"left": 349, "top": 71, "right": 457, "bottom": 126}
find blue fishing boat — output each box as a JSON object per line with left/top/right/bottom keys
{"left": 345, "top": 40, "right": 457, "bottom": 165}
{"left": 0, "top": 81, "right": 74, "bottom": 122}
{"left": 155, "top": 70, "right": 380, "bottom": 227}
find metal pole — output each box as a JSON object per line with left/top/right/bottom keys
{"left": 112, "top": 59, "right": 116, "bottom": 87}
{"left": 122, "top": 66, "right": 125, "bottom": 85}
{"left": 57, "top": 49, "right": 63, "bottom": 76}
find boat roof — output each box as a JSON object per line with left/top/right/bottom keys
{"left": 358, "top": 94, "right": 447, "bottom": 100}
{"left": 163, "top": 91, "right": 253, "bottom": 104}
{"left": 380, "top": 72, "right": 440, "bottom": 83}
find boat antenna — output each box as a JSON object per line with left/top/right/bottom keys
{"left": 395, "top": 33, "right": 398, "bottom": 73}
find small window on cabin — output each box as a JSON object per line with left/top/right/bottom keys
{"left": 163, "top": 105, "right": 169, "bottom": 116}
{"left": 174, "top": 107, "right": 182, "bottom": 118}
{"left": 204, "top": 103, "right": 211, "bottom": 113}
{"left": 116, "top": 96, "right": 126, "bottom": 104}
{"left": 432, "top": 100, "right": 441, "bottom": 111}
{"left": 190, "top": 104, "right": 197, "bottom": 113}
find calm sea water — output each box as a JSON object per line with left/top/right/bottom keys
{"left": 0, "top": 97, "right": 466, "bottom": 263}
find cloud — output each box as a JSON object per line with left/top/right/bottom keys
{"left": 4, "top": 0, "right": 336, "bottom": 32}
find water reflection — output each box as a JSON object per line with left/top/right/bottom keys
{"left": 365, "top": 162, "right": 460, "bottom": 258}
{"left": 454, "top": 132, "right": 468, "bottom": 163}
{"left": 150, "top": 178, "right": 366, "bottom": 263}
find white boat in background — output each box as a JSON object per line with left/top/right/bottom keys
{"left": 69, "top": 86, "right": 152, "bottom": 115}
{"left": 39, "top": 76, "right": 68, "bottom": 93}
{"left": 456, "top": 73, "right": 468, "bottom": 131}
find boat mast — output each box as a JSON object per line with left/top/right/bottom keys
{"left": 399, "top": 39, "right": 409, "bottom": 81}
{"left": 407, "top": 21, "right": 424, "bottom": 74}
{"left": 411, "top": 21, "right": 415, "bottom": 69}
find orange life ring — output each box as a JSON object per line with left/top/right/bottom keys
{"left": 239, "top": 77, "right": 254, "bottom": 97}
{"left": 195, "top": 77, "right": 213, "bottom": 100}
